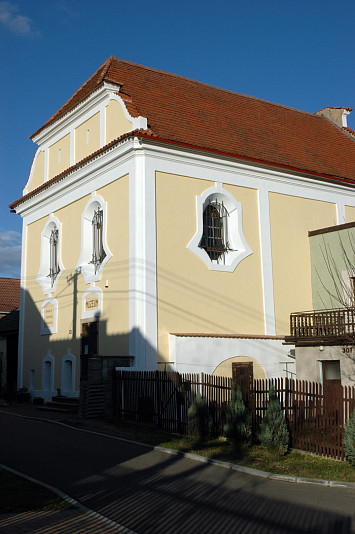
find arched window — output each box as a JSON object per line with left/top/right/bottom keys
{"left": 36, "top": 216, "right": 64, "bottom": 295}
{"left": 187, "top": 184, "right": 252, "bottom": 272}
{"left": 76, "top": 194, "right": 111, "bottom": 284}
{"left": 200, "top": 201, "right": 229, "bottom": 262}
{"left": 91, "top": 208, "right": 106, "bottom": 273}
{"left": 49, "top": 227, "right": 60, "bottom": 286}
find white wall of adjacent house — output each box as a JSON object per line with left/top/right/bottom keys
{"left": 295, "top": 345, "right": 355, "bottom": 387}
{"left": 169, "top": 334, "right": 295, "bottom": 380}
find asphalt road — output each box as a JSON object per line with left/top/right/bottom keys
{"left": 1, "top": 411, "right": 355, "bottom": 534}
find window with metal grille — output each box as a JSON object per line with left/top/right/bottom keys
{"left": 90, "top": 209, "right": 106, "bottom": 273}
{"left": 48, "top": 228, "right": 60, "bottom": 287}
{"left": 200, "top": 201, "right": 230, "bottom": 262}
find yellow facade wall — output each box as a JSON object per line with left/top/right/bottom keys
{"left": 21, "top": 176, "right": 130, "bottom": 391}
{"left": 155, "top": 172, "right": 264, "bottom": 364}
{"left": 345, "top": 205, "right": 355, "bottom": 222}
{"left": 105, "top": 99, "right": 133, "bottom": 145}
{"left": 48, "top": 134, "right": 70, "bottom": 180}
{"left": 96, "top": 176, "right": 130, "bottom": 354}
{"left": 269, "top": 193, "right": 337, "bottom": 335}
{"left": 27, "top": 150, "right": 45, "bottom": 193}
{"left": 75, "top": 112, "right": 100, "bottom": 163}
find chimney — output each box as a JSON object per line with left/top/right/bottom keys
{"left": 316, "top": 107, "right": 352, "bottom": 128}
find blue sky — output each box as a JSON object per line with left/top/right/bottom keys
{"left": 1, "top": 0, "right": 354, "bottom": 278}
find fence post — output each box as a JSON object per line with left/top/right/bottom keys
{"left": 156, "top": 370, "right": 161, "bottom": 428}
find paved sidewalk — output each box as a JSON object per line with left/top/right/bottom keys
{"left": 0, "top": 507, "right": 128, "bottom": 534}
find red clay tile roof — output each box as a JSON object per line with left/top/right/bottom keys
{"left": 30, "top": 57, "right": 355, "bottom": 184}
{"left": 0, "top": 278, "right": 20, "bottom": 313}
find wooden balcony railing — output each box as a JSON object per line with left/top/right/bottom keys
{"left": 289, "top": 308, "right": 355, "bottom": 341}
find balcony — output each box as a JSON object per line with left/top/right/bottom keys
{"left": 286, "top": 307, "right": 355, "bottom": 344}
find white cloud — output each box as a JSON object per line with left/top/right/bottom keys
{"left": 55, "top": 0, "right": 80, "bottom": 18}
{"left": 0, "top": 229, "right": 21, "bottom": 277}
{"left": 0, "top": 1, "right": 39, "bottom": 37}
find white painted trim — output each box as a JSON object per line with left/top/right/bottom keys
{"left": 17, "top": 220, "right": 27, "bottom": 389}
{"left": 16, "top": 140, "right": 355, "bottom": 223}
{"left": 31, "top": 86, "right": 147, "bottom": 150}
{"left": 41, "top": 350, "right": 55, "bottom": 401}
{"left": 100, "top": 107, "right": 105, "bottom": 147}
{"left": 75, "top": 193, "right": 112, "bottom": 285}
{"left": 40, "top": 297, "right": 58, "bottom": 335}
{"left": 187, "top": 182, "right": 252, "bottom": 272}
{"left": 258, "top": 187, "right": 276, "bottom": 335}
{"left": 70, "top": 131, "right": 75, "bottom": 166}
{"left": 81, "top": 287, "right": 103, "bottom": 319}
{"left": 23, "top": 148, "right": 45, "bottom": 196}
{"left": 129, "top": 141, "right": 157, "bottom": 370}
{"left": 36, "top": 214, "right": 65, "bottom": 295}
{"left": 61, "top": 350, "right": 76, "bottom": 396}
{"left": 336, "top": 201, "right": 346, "bottom": 225}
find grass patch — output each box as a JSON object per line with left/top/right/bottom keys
{"left": 105, "top": 418, "right": 355, "bottom": 483}
{"left": 0, "top": 469, "right": 73, "bottom": 513}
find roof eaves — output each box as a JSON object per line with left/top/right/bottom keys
{"left": 135, "top": 132, "right": 355, "bottom": 187}
{"left": 10, "top": 129, "right": 154, "bottom": 209}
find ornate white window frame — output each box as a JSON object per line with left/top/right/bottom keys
{"left": 76, "top": 193, "right": 111, "bottom": 284}
{"left": 36, "top": 215, "right": 64, "bottom": 295}
{"left": 40, "top": 297, "right": 58, "bottom": 335}
{"left": 82, "top": 287, "right": 103, "bottom": 319}
{"left": 187, "top": 183, "right": 252, "bottom": 272}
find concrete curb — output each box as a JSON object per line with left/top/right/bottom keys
{"left": 2, "top": 409, "right": 355, "bottom": 490}
{"left": 0, "top": 463, "right": 137, "bottom": 533}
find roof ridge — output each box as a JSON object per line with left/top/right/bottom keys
{"left": 110, "top": 56, "right": 324, "bottom": 119}
{"left": 31, "top": 57, "right": 116, "bottom": 138}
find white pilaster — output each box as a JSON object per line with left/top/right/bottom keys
{"left": 336, "top": 201, "right": 346, "bottom": 225}
{"left": 258, "top": 187, "right": 276, "bottom": 335}
{"left": 129, "top": 141, "right": 158, "bottom": 369}
{"left": 17, "top": 219, "right": 28, "bottom": 388}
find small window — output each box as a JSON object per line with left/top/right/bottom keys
{"left": 49, "top": 228, "right": 60, "bottom": 286}
{"left": 200, "top": 201, "right": 230, "bottom": 262}
{"left": 90, "top": 209, "right": 106, "bottom": 273}
{"left": 323, "top": 360, "right": 341, "bottom": 381}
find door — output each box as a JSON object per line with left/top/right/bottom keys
{"left": 232, "top": 362, "right": 253, "bottom": 401}
{"left": 80, "top": 321, "right": 98, "bottom": 379}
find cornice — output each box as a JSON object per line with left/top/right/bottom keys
{"left": 13, "top": 135, "right": 355, "bottom": 222}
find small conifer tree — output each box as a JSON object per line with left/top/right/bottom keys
{"left": 259, "top": 384, "right": 289, "bottom": 454}
{"left": 223, "top": 383, "right": 251, "bottom": 448}
{"left": 188, "top": 392, "right": 212, "bottom": 442}
{"left": 344, "top": 407, "right": 355, "bottom": 466}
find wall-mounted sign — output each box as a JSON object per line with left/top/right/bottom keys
{"left": 43, "top": 302, "right": 55, "bottom": 328}
{"left": 82, "top": 288, "right": 102, "bottom": 319}
{"left": 85, "top": 293, "right": 99, "bottom": 312}
{"left": 41, "top": 298, "right": 58, "bottom": 335}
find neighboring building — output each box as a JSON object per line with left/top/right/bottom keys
{"left": 0, "top": 278, "right": 20, "bottom": 318}
{"left": 0, "top": 278, "right": 20, "bottom": 396}
{"left": 10, "top": 57, "right": 355, "bottom": 401}
{"left": 286, "top": 222, "right": 355, "bottom": 388}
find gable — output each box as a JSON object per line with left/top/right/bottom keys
{"left": 31, "top": 56, "right": 355, "bottom": 184}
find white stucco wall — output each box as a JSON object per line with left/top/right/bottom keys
{"left": 169, "top": 335, "right": 295, "bottom": 379}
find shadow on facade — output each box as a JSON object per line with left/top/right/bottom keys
{"left": 19, "top": 286, "right": 159, "bottom": 414}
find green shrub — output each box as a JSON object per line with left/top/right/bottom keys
{"left": 188, "top": 393, "right": 212, "bottom": 442}
{"left": 344, "top": 407, "right": 355, "bottom": 466}
{"left": 259, "top": 384, "right": 289, "bottom": 455}
{"left": 223, "top": 383, "right": 251, "bottom": 448}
